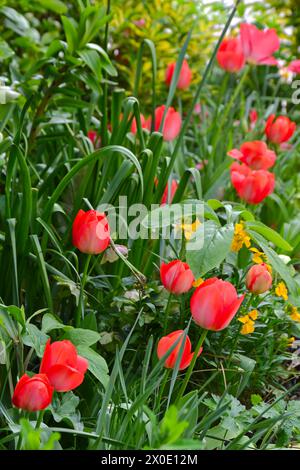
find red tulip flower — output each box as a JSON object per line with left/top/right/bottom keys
{"left": 246, "top": 263, "right": 272, "bottom": 294}
{"left": 131, "top": 114, "right": 147, "bottom": 134}
{"left": 240, "top": 23, "right": 280, "bottom": 65}
{"left": 165, "top": 59, "right": 192, "bottom": 89}
{"left": 190, "top": 278, "right": 245, "bottom": 331}
{"left": 157, "top": 330, "right": 202, "bottom": 370}
{"left": 151, "top": 105, "right": 181, "bottom": 141}
{"left": 72, "top": 209, "right": 110, "bottom": 255}
{"left": 40, "top": 340, "right": 88, "bottom": 392}
{"left": 217, "top": 38, "right": 245, "bottom": 72}
{"left": 160, "top": 260, "right": 194, "bottom": 295}
{"left": 228, "top": 141, "right": 276, "bottom": 170}
{"left": 230, "top": 162, "right": 275, "bottom": 204}
{"left": 288, "top": 60, "right": 300, "bottom": 74}
{"left": 265, "top": 115, "right": 296, "bottom": 144}
{"left": 12, "top": 374, "right": 53, "bottom": 412}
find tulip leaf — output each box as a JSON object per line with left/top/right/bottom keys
{"left": 41, "top": 313, "right": 65, "bottom": 333}
{"left": 246, "top": 221, "right": 292, "bottom": 252}
{"left": 77, "top": 345, "right": 109, "bottom": 389}
{"left": 63, "top": 328, "right": 100, "bottom": 347}
{"left": 23, "top": 324, "right": 49, "bottom": 358}
{"left": 186, "top": 221, "right": 234, "bottom": 278}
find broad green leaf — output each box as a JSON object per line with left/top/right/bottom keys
{"left": 186, "top": 221, "right": 234, "bottom": 277}
{"left": 41, "top": 313, "right": 65, "bottom": 333}
{"left": 23, "top": 324, "right": 49, "bottom": 357}
{"left": 77, "top": 345, "right": 109, "bottom": 388}
{"left": 63, "top": 328, "right": 100, "bottom": 347}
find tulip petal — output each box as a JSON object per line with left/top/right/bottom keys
{"left": 46, "top": 364, "right": 85, "bottom": 392}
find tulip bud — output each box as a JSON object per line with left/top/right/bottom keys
{"left": 160, "top": 260, "right": 194, "bottom": 295}
{"left": 40, "top": 340, "right": 88, "bottom": 392}
{"left": 245, "top": 263, "right": 272, "bottom": 294}
{"left": 150, "top": 105, "right": 181, "bottom": 141}
{"left": 72, "top": 209, "right": 110, "bottom": 255}
{"left": 217, "top": 38, "right": 245, "bottom": 72}
{"left": 265, "top": 115, "right": 296, "bottom": 144}
{"left": 157, "top": 330, "right": 202, "bottom": 370}
{"left": 12, "top": 374, "right": 53, "bottom": 412}
{"left": 165, "top": 59, "right": 192, "bottom": 90}
{"left": 190, "top": 277, "right": 245, "bottom": 331}
{"left": 230, "top": 162, "right": 275, "bottom": 205}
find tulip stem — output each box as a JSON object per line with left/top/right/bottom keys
{"left": 176, "top": 329, "right": 208, "bottom": 403}
{"left": 35, "top": 409, "right": 45, "bottom": 430}
{"left": 157, "top": 368, "right": 171, "bottom": 409}
{"left": 75, "top": 254, "right": 92, "bottom": 327}
{"left": 163, "top": 293, "right": 173, "bottom": 334}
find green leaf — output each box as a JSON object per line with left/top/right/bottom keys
{"left": 35, "top": 0, "right": 67, "bottom": 14}
{"left": 23, "top": 324, "right": 49, "bottom": 357}
{"left": 50, "top": 392, "right": 82, "bottom": 431}
{"left": 4, "top": 305, "right": 25, "bottom": 327}
{"left": 246, "top": 221, "right": 292, "bottom": 252}
{"left": 77, "top": 345, "right": 109, "bottom": 388}
{"left": 41, "top": 313, "right": 65, "bottom": 333}
{"left": 186, "top": 221, "right": 234, "bottom": 278}
{"left": 79, "top": 49, "right": 102, "bottom": 81}
{"left": 61, "top": 16, "right": 78, "bottom": 54}
{"left": 63, "top": 328, "right": 100, "bottom": 347}
{"left": 0, "top": 38, "right": 14, "bottom": 60}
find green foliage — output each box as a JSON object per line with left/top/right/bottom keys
{"left": 0, "top": 0, "right": 299, "bottom": 453}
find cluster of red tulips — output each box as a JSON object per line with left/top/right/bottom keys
{"left": 12, "top": 340, "right": 88, "bottom": 412}
{"left": 157, "top": 259, "right": 273, "bottom": 370}
{"left": 216, "top": 23, "right": 297, "bottom": 205}
{"left": 228, "top": 116, "right": 296, "bottom": 205}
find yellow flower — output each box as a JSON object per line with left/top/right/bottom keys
{"left": 248, "top": 309, "right": 258, "bottom": 321}
{"left": 193, "top": 277, "right": 204, "bottom": 288}
{"left": 287, "top": 337, "right": 295, "bottom": 347}
{"left": 238, "top": 310, "right": 258, "bottom": 334}
{"left": 231, "top": 221, "right": 251, "bottom": 252}
{"left": 240, "top": 320, "right": 255, "bottom": 335}
{"left": 178, "top": 219, "right": 201, "bottom": 241}
{"left": 250, "top": 247, "right": 267, "bottom": 264}
{"left": 238, "top": 314, "right": 250, "bottom": 324}
{"left": 289, "top": 306, "right": 300, "bottom": 322}
{"left": 275, "top": 281, "right": 288, "bottom": 301}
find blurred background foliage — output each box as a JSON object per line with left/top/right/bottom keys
{"left": 0, "top": 0, "right": 299, "bottom": 109}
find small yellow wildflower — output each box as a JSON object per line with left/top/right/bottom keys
{"left": 240, "top": 320, "right": 255, "bottom": 335}
{"left": 178, "top": 219, "right": 201, "bottom": 241}
{"left": 238, "top": 310, "right": 258, "bottom": 335}
{"left": 289, "top": 305, "right": 300, "bottom": 322}
{"left": 231, "top": 222, "right": 251, "bottom": 252}
{"left": 248, "top": 309, "right": 258, "bottom": 321}
{"left": 238, "top": 314, "right": 250, "bottom": 324}
{"left": 287, "top": 337, "right": 296, "bottom": 347}
{"left": 275, "top": 281, "right": 288, "bottom": 301}
{"left": 250, "top": 247, "right": 267, "bottom": 264}
{"left": 193, "top": 277, "right": 204, "bottom": 288}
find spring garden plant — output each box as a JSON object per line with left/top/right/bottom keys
{"left": 0, "top": 0, "right": 300, "bottom": 451}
